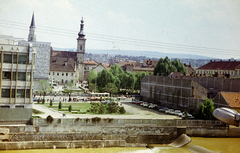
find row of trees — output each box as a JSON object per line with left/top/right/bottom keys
{"left": 154, "top": 57, "right": 187, "bottom": 76}
{"left": 88, "top": 102, "right": 126, "bottom": 114}
{"left": 87, "top": 65, "right": 147, "bottom": 95}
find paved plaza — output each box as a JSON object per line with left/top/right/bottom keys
{"left": 33, "top": 96, "right": 181, "bottom": 120}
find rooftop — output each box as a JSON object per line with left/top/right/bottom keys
{"left": 221, "top": 92, "right": 240, "bottom": 108}
{"left": 197, "top": 60, "right": 240, "bottom": 70}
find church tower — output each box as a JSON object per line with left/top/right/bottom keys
{"left": 77, "top": 18, "right": 86, "bottom": 81}
{"left": 28, "top": 13, "right": 36, "bottom": 41}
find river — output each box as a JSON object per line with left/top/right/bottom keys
{"left": 1, "top": 137, "right": 240, "bottom": 153}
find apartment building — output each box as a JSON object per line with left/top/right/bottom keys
{"left": 0, "top": 40, "right": 35, "bottom": 123}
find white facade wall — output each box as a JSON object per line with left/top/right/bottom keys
{"left": 93, "top": 65, "right": 105, "bottom": 73}
{"left": 196, "top": 69, "right": 239, "bottom": 77}
{"left": 19, "top": 41, "right": 51, "bottom": 80}
{"left": 49, "top": 71, "right": 76, "bottom": 85}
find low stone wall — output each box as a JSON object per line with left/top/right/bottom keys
{"left": 32, "top": 118, "right": 225, "bottom": 129}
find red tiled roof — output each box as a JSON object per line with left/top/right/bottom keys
{"left": 221, "top": 92, "right": 240, "bottom": 108}
{"left": 84, "top": 60, "right": 98, "bottom": 65}
{"left": 197, "top": 61, "right": 240, "bottom": 70}
{"left": 51, "top": 50, "right": 78, "bottom": 61}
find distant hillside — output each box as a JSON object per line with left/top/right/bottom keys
{"left": 53, "top": 48, "right": 213, "bottom": 59}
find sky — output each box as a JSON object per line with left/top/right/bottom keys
{"left": 0, "top": 0, "right": 240, "bottom": 59}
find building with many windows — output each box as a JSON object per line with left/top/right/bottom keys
{"left": 0, "top": 37, "right": 35, "bottom": 123}
{"left": 196, "top": 60, "right": 240, "bottom": 78}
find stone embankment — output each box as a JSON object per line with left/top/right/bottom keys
{"left": 0, "top": 118, "right": 231, "bottom": 150}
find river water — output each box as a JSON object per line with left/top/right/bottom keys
{"left": 1, "top": 137, "right": 240, "bottom": 153}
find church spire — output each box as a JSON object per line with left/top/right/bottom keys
{"left": 78, "top": 17, "right": 85, "bottom": 39}
{"left": 28, "top": 12, "right": 36, "bottom": 41}
{"left": 30, "top": 13, "right": 35, "bottom": 28}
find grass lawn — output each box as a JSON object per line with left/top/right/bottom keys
{"left": 35, "top": 102, "right": 131, "bottom": 115}
{"left": 32, "top": 108, "right": 45, "bottom": 115}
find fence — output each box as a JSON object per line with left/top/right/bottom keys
{"left": 32, "top": 118, "right": 225, "bottom": 127}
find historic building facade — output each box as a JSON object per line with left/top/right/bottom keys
{"left": 49, "top": 18, "right": 86, "bottom": 84}
{"left": 196, "top": 60, "right": 240, "bottom": 78}
{"left": 0, "top": 38, "right": 36, "bottom": 123}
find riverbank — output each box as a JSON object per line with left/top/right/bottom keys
{"left": 1, "top": 118, "right": 238, "bottom": 150}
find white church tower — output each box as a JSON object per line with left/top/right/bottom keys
{"left": 77, "top": 18, "right": 86, "bottom": 82}
{"left": 28, "top": 13, "right": 36, "bottom": 41}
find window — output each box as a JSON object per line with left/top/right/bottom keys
{"left": 13, "top": 54, "right": 17, "bottom": 64}
{"left": 71, "top": 73, "right": 73, "bottom": 76}
{"left": 2, "top": 71, "right": 11, "bottom": 80}
{"left": 80, "top": 45, "right": 82, "bottom": 50}
{"left": 3, "top": 54, "right": 12, "bottom": 63}
{"left": 16, "top": 89, "right": 25, "bottom": 98}
{"left": 66, "top": 73, "right": 68, "bottom": 76}
{"left": 26, "top": 73, "right": 31, "bottom": 81}
{"left": 53, "top": 72, "right": 55, "bottom": 75}
{"left": 49, "top": 73, "right": 50, "bottom": 75}
{"left": 1, "top": 106, "right": 10, "bottom": 108}
{"left": 18, "top": 55, "right": 27, "bottom": 64}
{"left": 16, "top": 105, "right": 24, "bottom": 108}
{"left": 65, "top": 80, "right": 68, "bottom": 84}
{"left": 62, "top": 79, "right": 64, "bottom": 83}
{"left": 18, "top": 72, "right": 26, "bottom": 81}
{"left": 57, "top": 73, "right": 59, "bottom": 76}
{"left": 11, "top": 89, "right": 15, "bottom": 98}
{"left": 1, "top": 89, "right": 10, "bottom": 98}
{"left": 26, "top": 89, "right": 30, "bottom": 98}
{"left": 62, "top": 73, "right": 64, "bottom": 76}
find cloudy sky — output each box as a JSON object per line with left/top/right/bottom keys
{"left": 0, "top": 0, "right": 239, "bottom": 58}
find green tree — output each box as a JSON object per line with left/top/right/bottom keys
{"left": 58, "top": 101, "right": 62, "bottom": 110}
{"left": 102, "top": 83, "right": 118, "bottom": 97}
{"left": 63, "top": 80, "right": 77, "bottom": 100}
{"left": 108, "top": 102, "right": 119, "bottom": 113}
{"left": 97, "top": 69, "right": 115, "bottom": 92}
{"left": 68, "top": 105, "right": 72, "bottom": 112}
{"left": 153, "top": 57, "right": 187, "bottom": 76}
{"left": 98, "top": 103, "right": 106, "bottom": 114}
{"left": 37, "top": 80, "right": 51, "bottom": 98}
{"left": 50, "top": 99, "right": 53, "bottom": 106}
{"left": 42, "top": 98, "right": 45, "bottom": 104}
{"left": 195, "top": 98, "right": 215, "bottom": 120}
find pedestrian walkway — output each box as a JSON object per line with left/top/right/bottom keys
{"left": 33, "top": 104, "right": 75, "bottom": 118}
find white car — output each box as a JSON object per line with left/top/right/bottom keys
{"left": 148, "top": 104, "right": 157, "bottom": 109}
{"left": 142, "top": 102, "right": 149, "bottom": 107}
{"left": 165, "top": 109, "right": 174, "bottom": 114}
{"left": 174, "top": 110, "right": 182, "bottom": 116}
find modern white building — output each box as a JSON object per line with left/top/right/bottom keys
{"left": 0, "top": 37, "right": 36, "bottom": 123}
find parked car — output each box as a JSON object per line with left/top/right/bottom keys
{"left": 142, "top": 102, "right": 149, "bottom": 107}
{"left": 181, "top": 112, "right": 194, "bottom": 119}
{"left": 165, "top": 109, "right": 174, "bottom": 114}
{"left": 148, "top": 104, "right": 157, "bottom": 109}
{"left": 136, "top": 101, "right": 143, "bottom": 105}
{"left": 174, "top": 110, "right": 182, "bottom": 116}
{"left": 159, "top": 107, "right": 168, "bottom": 112}
{"left": 33, "top": 97, "right": 38, "bottom": 101}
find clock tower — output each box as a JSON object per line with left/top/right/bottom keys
{"left": 77, "top": 18, "right": 86, "bottom": 81}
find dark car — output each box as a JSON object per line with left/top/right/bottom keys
{"left": 33, "top": 97, "right": 38, "bottom": 101}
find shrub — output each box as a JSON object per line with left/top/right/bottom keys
{"left": 108, "top": 102, "right": 119, "bottom": 113}
{"left": 42, "top": 98, "right": 45, "bottom": 104}
{"left": 98, "top": 103, "right": 106, "bottom": 114}
{"left": 119, "top": 106, "right": 126, "bottom": 114}
{"left": 37, "top": 98, "right": 40, "bottom": 104}
{"left": 92, "top": 117, "right": 101, "bottom": 123}
{"left": 58, "top": 101, "right": 62, "bottom": 110}
{"left": 68, "top": 105, "right": 72, "bottom": 112}
{"left": 46, "top": 115, "right": 54, "bottom": 124}
{"left": 57, "top": 119, "right": 61, "bottom": 124}
{"left": 50, "top": 99, "right": 53, "bottom": 106}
